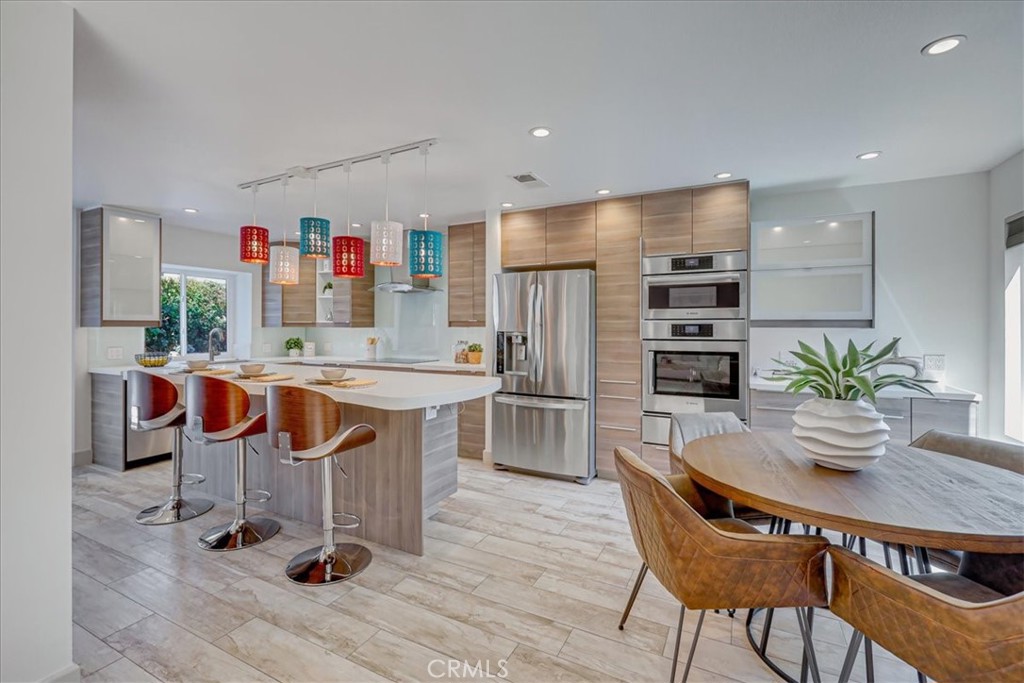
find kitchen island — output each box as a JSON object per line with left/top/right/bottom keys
{"left": 90, "top": 362, "right": 499, "bottom": 554}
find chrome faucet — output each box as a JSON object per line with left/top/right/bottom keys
{"left": 208, "top": 328, "right": 224, "bottom": 363}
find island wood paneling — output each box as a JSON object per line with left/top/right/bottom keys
{"left": 91, "top": 373, "right": 126, "bottom": 470}
{"left": 595, "top": 196, "right": 642, "bottom": 479}
{"left": 691, "top": 181, "right": 749, "bottom": 253}
{"left": 545, "top": 202, "right": 596, "bottom": 264}
{"left": 447, "top": 223, "right": 477, "bottom": 325}
{"left": 501, "top": 209, "right": 546, "bottom": 268}
{"left": 641, "top": 189, "right": 693, "bottom": 256}
{"left": 458, "top": 396, "right": 486, "bottom": 459}
{"left": 183, "top": 400, "right": 459, "bottom": 555}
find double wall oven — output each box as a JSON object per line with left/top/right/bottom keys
{"left": 641, "top": 252, "right": 749, "bottom": 445}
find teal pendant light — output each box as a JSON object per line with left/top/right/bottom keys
{"left": 299, "top": 170, "right": 330, "bottom": 259}
{"left": 409, "top": 144, "right": 443, "bottom": 279}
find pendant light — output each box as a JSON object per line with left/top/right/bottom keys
{"left": 239, "top": 185, "right": 270, "bottom": 264}
{"left": 370, "top": 152, "right": 403, "bottom": 266}
{"left": 269, "top": 178, "right": 300, "bottom": 285}
{"left": 299, "top": 170, "right": 330, "bottom": 259}
{"left": 333, "top": 162, "right": 365, "bottom": 278}
{"left": 409, "top": 144, "right": 443, "bottom": 279}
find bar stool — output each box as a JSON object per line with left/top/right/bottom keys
{"left": 186, "top": 374, "right": 280, "bottom": 551}
{"left": 266, "top": 384, "right": 376, "bottom": 585}
{"left": 128, "top": 371, "right": 213, "bottom": 525}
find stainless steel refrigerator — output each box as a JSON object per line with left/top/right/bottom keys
{"left": 492, "top": 269, "right": 595, "bottom": 483}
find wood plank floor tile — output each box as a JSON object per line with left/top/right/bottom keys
{"left": 503, "top": 644, "right": 613, "bottom": 683}
{"left": 73, "top": 624, "right": 121, "bottom": 676}
{"left": 423, "top": 518, "right": 489, "bottom": 547}
{"left": 422, "top": 537, "right": 547, "bottom": 585}
{"left": 349, "top": 629, "right": 477, "bottom": 683}
{"left": 73, "top": 570, "right": 152, "bottom": 640}
{"left": 473, "top": 535, "right": 633, "bottom": 587}
{"left": 73, "top": 533, "right": 148, "bottom": 585}
{"left": 81, "top": 657, "right": 160, "bottom": 683}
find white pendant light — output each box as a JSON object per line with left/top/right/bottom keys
{"left": 269, "top": 178, "right": 300, "bottom": 285}
{"left": 370, "top": 152, "right": 403, "bottom": 267}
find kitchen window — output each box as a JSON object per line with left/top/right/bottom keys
{"left": 145, "top": 267, "right": 238, "bottom": 357}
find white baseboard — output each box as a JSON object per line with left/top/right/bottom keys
{"left": 43, "top": 662, "right": 81, "bottom": 683}
{"left": 72, "top": 449, "right": 92, "bottom": 467}
{"left": 482, "top": 448, "right": 493, "bottom": 466}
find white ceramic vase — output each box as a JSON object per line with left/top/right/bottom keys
{"left": 791, "top": 397, "right": 890, "bottom": 471}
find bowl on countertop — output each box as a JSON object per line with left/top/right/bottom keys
{"left": 240, "top": 363, "right": 265, "bottom": 375}
{"left": 135, "top": 353, "right": 169, "bottom": 368}
{"left": 186, "top": 360, "right": 210, "bottom": 370}
{"left": 321, "top": 368, "right": 347, "bottom": 380}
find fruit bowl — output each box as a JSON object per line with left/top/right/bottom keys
{"left": 134, "top": 353, "right": 170, "bottom": 368}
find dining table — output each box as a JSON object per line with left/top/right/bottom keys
{"left": 681, "top": 430, "right": 1024, "bottom": 682}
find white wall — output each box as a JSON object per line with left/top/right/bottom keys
{"left": 750, "top": 172, "right": 992, "bottom": 432}
{"left": 987, "top": 151, "right": 1024, "bottom": 440}
{"left": 1, "top": 2, "right": 77, "bottom": 681}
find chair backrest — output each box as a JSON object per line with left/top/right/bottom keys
{"left": 265, "top": 385, "right": 343, "bottom": 452}
{"left": 185, "top": 374, "right": 251, "bottom": 434}
{"left": 669, "top": 412, "right": 749, "bottom": 474}
{"left": 829, "top": 545, "right": 1024, "bottom": 683}
{"left": 909, "top": 429, "right": 1024, "bottom": 475}
{"left": 614, "top": 446, "right": 828, "bottom": 610}
{"left": 127, "top": 370, "right": 180, "bottom": 422}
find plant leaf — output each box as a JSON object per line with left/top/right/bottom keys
{"left": 846, "top": 339, "right": 860, "bottom": 371}
{"left": 790, "top": 351, "right": 833, "bottom": 375}
{"left": 860, "top": 337, "right": 901, "bottom": 369}
{"left": 823, "top": 335, "right": 841, "bottom": 372}
{"left": 849, "top": 375, "right": 877, "bottom": 403}
{"left": 797, "top": 340, "right": 827, "bottom": 364}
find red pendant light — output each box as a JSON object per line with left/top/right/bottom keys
{"left": 239, "top": 186, "right": 270, "bottom": 264}
{"left": 333, "top": 163, "right": 365, "bottom": 278}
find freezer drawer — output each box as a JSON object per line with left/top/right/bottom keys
{"left": 492, "top": 394, "right": 594, "bottom": 480}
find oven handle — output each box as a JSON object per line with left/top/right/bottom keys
{"left": 643, "top": 271, "right": 745, "bottom": 286}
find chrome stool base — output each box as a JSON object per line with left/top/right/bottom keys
{"left": 136, "top": 497, "right": 214, "bottom": 525}
{"left": 285, "top": 543, "right": 372, "bottom": 585}
{"left": 198, "top": 517, "right": 280, "bottom": 551}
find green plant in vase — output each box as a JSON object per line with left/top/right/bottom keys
{"left": 466, "top": 343, "right": 483, "bottom": 364}
{"left": 769, "top": 335, "right": 933, "bottom": 470}
{"left": 285, "top": 337, "right": 304, "bottom": 357}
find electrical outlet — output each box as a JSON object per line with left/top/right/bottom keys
{"left": 323, "top": 342, "right": 333, "bottom": 354}
{"left": 106, "top": 346, "right": 123, "bottom": 360}
{"left": 262, "top": 343, "right": 272, "bottom": 355}
{"left": 923, "top": 354, "right": 946, "bottom": 372}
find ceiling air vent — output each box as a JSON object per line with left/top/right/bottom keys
{"left": 511, "top": 172, "right": 549, "bottom": 189}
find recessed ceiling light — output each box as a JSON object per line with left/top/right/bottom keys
{"left": 529, "top": 127, "right": 551, "bottom": 138}
{"left": 922, "top": 34, "right": 966, "bottom": 56}
{"left": 351, "top": 223, "right": 361, "bottom": 228}
{"left": 117, "top": 217, "right": 128, "bottom": 222}
{"left": 183, "top": 207, "right": 199, "bottom": 213}
{"left": 828, "top": 222, "right": 839, "bottom": 228}
{"left": 815, "top": 219, "right": 826, "bottom": 224}
{"left": 714, "top": 172, "right": 733, "bottom": 180}
{"left": 596, "top": 189, "right": 611, "bottom": 195}
{"left": 134, "top": 219, "right": 145, "bottom": 223}
{"left": 500, "top": 202, "right": 514, "bottom": 208}
{"left": 856, "top": 151, "right": 882, "bottom": 160}
{"left": 419, "top": 213, "right": 430, "bottom": 219}
{"left": 772, "top": 226, "right": 784, "bottom": 232}
{"left": 803, "top": 240, "right": 812, "bottom": 244}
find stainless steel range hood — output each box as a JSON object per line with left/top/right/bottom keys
{"left": 370, "top": 231, "right": 444, "bottom": 294}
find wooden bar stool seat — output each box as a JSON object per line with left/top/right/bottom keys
{"left": 186, "top": 375, "right": 280, "bottom": 551}
{"left": 128, "top": 371, "right": 214, "bottom": 525}
{"left": 266, "top": 385, "right": 376, "bottom": 585}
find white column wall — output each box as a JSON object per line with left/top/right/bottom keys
{"left": 483, "top": 207, "right": 501, "bottom": 465}
{"left": 1, "top": 1, "right": 77, "bottom": 681}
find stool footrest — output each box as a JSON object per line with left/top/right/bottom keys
{"left": 332, "top": 511, "right": 361, "bottom": 529}
{"left": 245, "top": 489, "right": 272, "bottom": 503}
{"left": 180, "top": 473, "right": 205, "bottom": 486}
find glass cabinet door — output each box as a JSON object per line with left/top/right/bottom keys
{"left": 102, "top": 207, "right": 161, "bottom": 323}
{"left": 751, "top": 212, "right": 873, "bottom": 270}
{"left": 751, "top": 266, "right": 873, "bottom": 322}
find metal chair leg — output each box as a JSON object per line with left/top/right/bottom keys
{"left": 198, "top": 439, "right": 280, "bottom": 551}
{"left": 838, "top": 630, "right": 864, "bottom": 683}
{"left": 795, "top": 607, "right": 822, "bottom": 683}
{"left": 882, "top": 542, "right": 893, "bottom": 570}
{"left": 620, "top": 563, "right": 648, "bottom": 630}
{"left": 914, "top": 546, "right": 932, "bottom": 573}
{"left": 669, "top": 603, "right": 685, "bottom": 683}
{"left": 865, "top": 637, "right": 875, "bottom": 683}
{"left": 136, "top": 426, "right": 213, "bottom": 525}
{"left": 680, "top": 610, "right": 705, "bottom": 683}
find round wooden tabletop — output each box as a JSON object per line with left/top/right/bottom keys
{"left": 682, "top": 431, "right": 1024, "bottom": 553}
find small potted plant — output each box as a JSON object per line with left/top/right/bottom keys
{"left": 322, "top": 281, "right": 333, "bottom": 296}
{"left": 285, "top": 337, "right": 304, "bottom": 358}
{"left": 466, "top": 343, "right": 483, "bottom": 365}
{"left": 771, "top": 335, "right": 933, "bottom": 470}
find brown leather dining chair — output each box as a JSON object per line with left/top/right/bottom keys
{"left": 830, "top": 545, "right": 1024, "bottom": 683}
{"left": 266, "top": 385, "right": 376, "bottom": 585}
{"left": 614, "top": 447, "right": 830, "bottom": 683}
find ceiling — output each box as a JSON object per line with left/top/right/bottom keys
{"left": 71, "top": 1, "right": 1023, "bottom": 238}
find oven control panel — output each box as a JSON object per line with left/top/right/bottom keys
{"left": 670, "top": 255, "right": 714, "bottom": 271}
{"left": 670, "top": 323, "right": 713, "bottom": 338}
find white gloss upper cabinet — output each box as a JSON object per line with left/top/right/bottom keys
{"left": 751, "top": 212, "right": 873, "bottom": 270}
{"left": 751, "top": 266, "right": 873, "bottom": 322}
{"left": 80, "top": 206, "right": 162, "bottom": 327}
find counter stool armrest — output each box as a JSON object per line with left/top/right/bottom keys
{"left": 135, "top": 404, "right": 185, "bottom": 431}
{"left": 290, "top": 423, "right": 377, "bottom": 462}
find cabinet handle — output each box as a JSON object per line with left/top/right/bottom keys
{"left": 548, "top": 258, "right": 588, "bottom": 265}
{"left": 598, "top": 424, "right": 639, "bottom": 432}
{"left": 650, "top": 446, "right": 670, "bottom": 452}
{"left": 881, "top": 414, "right": 905, "bottom": 420}
{"left": 753, "top": 405, "right": 798, "bottom": 413}
{"left": 599, "top": 395, "right": 638, "bottom": 401}
{"left": 599, "top": 379, "right": 638, "bottom": 385}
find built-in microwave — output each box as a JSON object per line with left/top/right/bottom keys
{"left": 642, "top": 252, "right": 747, "bottom": 321}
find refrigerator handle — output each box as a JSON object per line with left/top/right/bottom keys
{"left": 526, "top": 282, "right": 536, "bottom": 383}
{"left": 534, "top": 283, "right": 544, "bottom": 385}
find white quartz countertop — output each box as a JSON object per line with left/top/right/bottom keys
{"left": 749, "top": 374, "right": 981, "bottom": 402}
{"left": 253, "top": 356, "right": 486, "bottom": 373}
{"left": 89, "top": 362, "right": 499, "bottom": 411}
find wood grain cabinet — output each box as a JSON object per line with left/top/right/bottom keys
{"left": 80, "top": 206, "right": 162, "bottom": 327}
{"left": 640, "top": 182, "right": 749, "bottom": 256}
{"left": 448, "top": 222, "right": 486, "bottom": 326}
{"left": 501, "top": 209, "right": 547, "bottom": 268}
{"left": 546, "top": 203, "right": 596, "bottom": 264}
{"left": 595, "top": 197, "right": 643, "bottom": 479}
{"left": 263, "top": 241, "right": 374, "bottom": 328}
